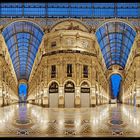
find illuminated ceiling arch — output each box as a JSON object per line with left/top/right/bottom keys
{"left": 2, "top": 21, "right": 44, "bottom": 80}
{"left": 95, "top": 21, "right": 136, "bottom": 69}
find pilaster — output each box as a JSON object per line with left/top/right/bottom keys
{"left": 58, "top": 86, "right": 64, "bottom": 108}
{"left": 90, "top": 87, "right": 96, "bottom": 107}
{"left": 75, "top": 86, "right": 80, "bottom": 108}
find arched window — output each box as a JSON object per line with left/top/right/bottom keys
{"left": 64, "top": 81, "right": 75, "bottom": 93}
{"left": 49, "top": 82, "right": 58, "bottom": 93}
{"left": 81, "top": 82, "right": 90, "bottom": 93}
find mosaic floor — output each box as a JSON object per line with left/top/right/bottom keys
{"left": 0, "top": 103, "right": 140, "bottom": 137}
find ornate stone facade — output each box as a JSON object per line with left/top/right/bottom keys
{"left": 123, "top": 32, "right": 140, "bottom": 106}
{"left": 1, "top": 18, "right": 140, "bottom": 108}
{"left": 27, "top": 20, "right": 109, "bottom": 107}
{"left": 0, "top": 34, "right": 18, "bottom": 106}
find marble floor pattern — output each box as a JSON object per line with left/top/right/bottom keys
{"left": 0, "top": 103, "right": 140, "bottom": 137}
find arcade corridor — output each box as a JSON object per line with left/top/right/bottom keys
{"left": 1, "top": 2, "right": 140, "bottom": 137}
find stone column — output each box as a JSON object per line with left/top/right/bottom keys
{"left": 40, "top": 83, "right": 44, "bottom": 106}
{"left": 4, "top": 75, "right": 8, "bottom": 106}
{"left": 43, "top": 67, "right": 49, "bottom": 107}
{"left": 134, "top": 41, "right": 140, "bottom": 106}
{"left": 107, "top": 80, "right": 110, "bottom": 104}
{"left": 7, "top": 84, "right": 9, "bottom": 105}
{"left": 39, "top": 85, "right": 41, "bottom": 105}
{"left": 35, "top": 83, "right": 37, "bottom": 105}
{"left": 58, "top": 86, "right": 64, "bottom": 108}
{"left": 43, "top": 87, "right": 49, "bottom": 107}
{"left": 58, "top": 60, "right": 64, "bottom": 108}
{"left": 130, "top": 92, "right": 132, "bottom": 105}
{"left": 35, "top": 82, "right": 38, "bottom": 105}
{"left": 101, "top": 95, "right": 103, "bottom": 105}
{"left": 0, "top": 62, "right": 3, "bottom": 106}
{"left": 133, "top": 92, "right": 136, "bottom": 106}
{"left": 100, "top": 88, "right": 103, "bottom": 105}
{"left": 135, "top": 86, "right": 140, "bottom": 107}
{"left": 98, "top": 84, "right": 101, "bottom": 105}
{"left": 0, "top": 36, "right": 4, "bottom": 106}
{"left": 2, "top": 83, "right": 6, "bottom": 106}
{"left": 135, "top": 66, "right": 140, "bottom": 106}
{"left": 90, "top": 86, "right": 96, "bottom": 107}
{"left": 75, "top": 86, "right": 80, "bottom": 108}
{"left": 36, "top": 84, "right": 39, "bottom": 105}
{"left": 5, "top": 84, "right": 8, "bottom": 105}
{"left": 75, "top": 61, "right": 81, "bottom": 108}
{"left": 95, "top": 82, "right": 98, "bottom": 105}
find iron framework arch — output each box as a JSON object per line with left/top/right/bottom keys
{"left": 2, "top": 21, "right": 44, "bottom": 80}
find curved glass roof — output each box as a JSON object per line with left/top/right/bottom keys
{"left": 96, "top": 22, "right": 136, "bottom": 69}
{"left": 2, "top": 21, "right": 44, "bottom": 80}
{"left": 0, "top": 3, "right": 139, "bottom": 18}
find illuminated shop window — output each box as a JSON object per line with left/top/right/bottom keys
{"left": 49, "top": 82, "right": 58, "bottom": 93}
{"left": 64, "top": 81, "right": 75, "bottom": 93}
{"left": 81, "top": 82, "right": 90, "bottom": 93}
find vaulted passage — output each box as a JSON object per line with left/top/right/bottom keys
{"left": 110, "top": 74, "right": 122, "bottom": 101}
{"left": 2, "top": 21, "right": 44, "bottom": 80}
{"left": 96, "top": 22, "right": 136, "bottom": 69}
{"left": 19, "top": 83, "right": 27, "bottom": 103}
{"left": 1, "top": 2, "right": 140, "bottom": 137}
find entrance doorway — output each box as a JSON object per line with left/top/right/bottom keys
{"left": 64, "top": 81, "right": 75, "bottom": 108}
{"left": 81, "top": 82, "right": 90, "bottom": 107}
{"left": 49, "top": 82, "right": 59, "bottom": 108}
{"left": 18, "top": 83, "right": 28, "bottom": 103}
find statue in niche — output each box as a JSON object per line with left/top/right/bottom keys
{"left": 89, "top": 26, "right": 96, "bottom": 33}
{"left": 67, "top": 22, "right": 85, "bottom": 31}
{"left": 67, "top": 22, "right": 80, "bottom": 30}
{"left": 54, "top": 22, "right": 84, "bottom": 31}
{"left": 81, "top": 41, "right": 88, "bottom": 48}
{"left": 44, "top": 26, "right": 50, "bottom": 33}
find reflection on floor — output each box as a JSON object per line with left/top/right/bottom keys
{"left": 0, "top": 103, "right": 139, "bottom": 137}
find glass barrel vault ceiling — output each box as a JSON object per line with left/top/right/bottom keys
{"left": 96, "top": 22, "right": 136, "bottom": 69}
{"left": 0, "top": 3, "right": 139, "bottom": 80}
{"left": 0, "top": 3, "right": 139, "bottom": 18}
{"left": 2, "top": 21, "right": 44, "bottom": 80}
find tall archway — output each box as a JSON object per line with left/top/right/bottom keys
{"left": 49, "top": 81, "right": 59, "bottom": 108}
{"left": 80, "top": 81, "right": 90, "bottom": 107}
{"left": 110, "top": 74, "right": 122, "bottom": 103}
{"left": 2, "top": 21, "right": 44, "bottom": 81}
{"left": 64, "top": 81, "right": 75, "bottom": 108}
{"left": 18, "top": 83, "right": 28, "bottom": 103}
